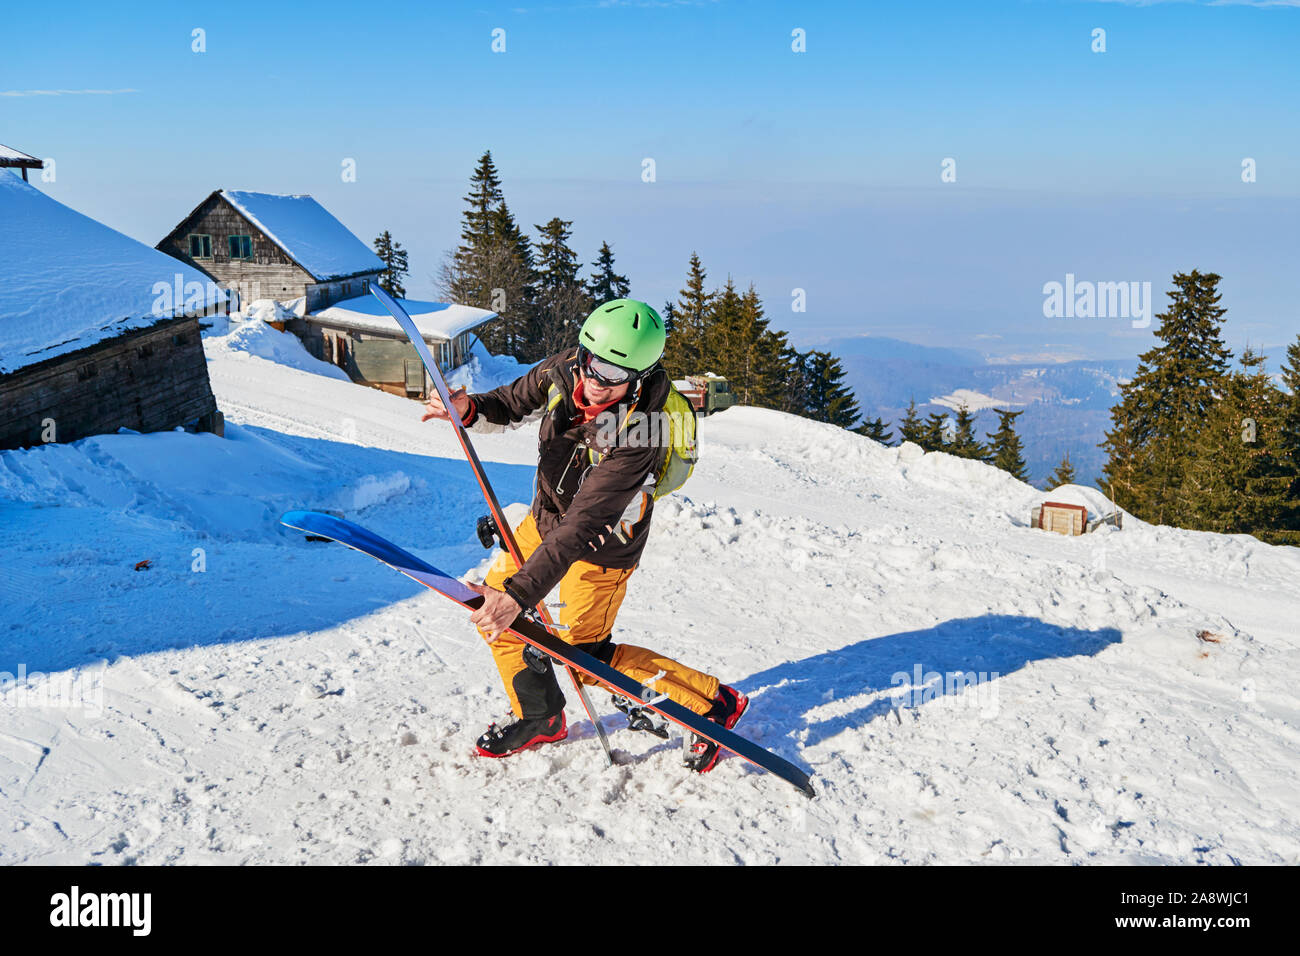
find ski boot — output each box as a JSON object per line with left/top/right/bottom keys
{"left": 475, "top": 711, "right": 567, "bottom": 758}
{"left": 683, "top": 684, "right": 749, "bottom": 774}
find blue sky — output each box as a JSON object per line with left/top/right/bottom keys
{"left": 4, "top": 0, "right": 1298, "bottom": 362}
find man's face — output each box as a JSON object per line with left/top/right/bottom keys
{"left": 580, "top": 375, "right": 630, "bottom": 406}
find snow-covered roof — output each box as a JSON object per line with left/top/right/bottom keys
{"left": 0, "top": 143, "right": 41, "bottom": 166}
{"left": 0, "top": 173, "right": 226, "bottom": 376}
{"left": 220, "top": 190, "right": 385, "bottom": 282}
{"left": 313, "top": 296, "right": 496, "bottom": 341}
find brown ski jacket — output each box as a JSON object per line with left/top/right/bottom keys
{"left": 464, "top": 347, "right": 670, "bottom": 608}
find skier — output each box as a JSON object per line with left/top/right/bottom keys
{"left": 422, "top": 299, "right": 747, "bottom": 773}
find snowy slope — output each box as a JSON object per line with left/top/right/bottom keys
{"left": 1, "top": 330, "right": 1297, "bottom": 865}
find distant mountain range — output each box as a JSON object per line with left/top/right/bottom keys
{"left": 827, "top": 335, "right": 1138, "bottom": 488}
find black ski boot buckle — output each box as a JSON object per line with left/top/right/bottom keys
{"left": 476, "top": 514, "right": 503, "bottom": 550}
{"left": 523, "top": 642, "right": 554, "bottom": 675}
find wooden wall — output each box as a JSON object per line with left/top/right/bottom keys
{"left": 305, "top": 276, "right": 376, "bottom": 313}
{"left": 291, "top": 318, "right": 474, "bottom": 397}
{"left": 158, "top": 194, "right": 312, "bottom": 307}
{"left": 0, "top": 316, "right": 221, "bottom": 450}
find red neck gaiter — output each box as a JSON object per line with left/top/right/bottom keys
{"left": 572, "top": 378, "right": 622, "bottom": 424}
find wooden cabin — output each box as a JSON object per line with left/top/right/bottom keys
{"left": 157, "top": 190, "right": 384, "bottom": 313}
{"left": 0, "top": 173, "right": 224, "bottom": 450}
{"left": 300, "top": 297, "right": 497, "bottom": 397}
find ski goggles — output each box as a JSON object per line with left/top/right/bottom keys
{"left": 578, "top": 346, "right": 638, "bottom": 387}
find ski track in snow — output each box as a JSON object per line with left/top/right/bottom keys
{"left": 1, "top": 327, "right": 1297, "bottom": 865}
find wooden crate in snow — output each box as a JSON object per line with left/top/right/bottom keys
{"left": 1034, "top": 501, "right": 1089, "bottom": 536}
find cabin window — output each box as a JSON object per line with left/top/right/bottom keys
{"left": 189, "top": 234, "right": 212, "bottom": 259}
{"left": 228, "top": 235, "right": 253, "bottom": 260}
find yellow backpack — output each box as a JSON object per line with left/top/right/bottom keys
{"left": 652, "top": 384, "right": 698, "bottom": 499}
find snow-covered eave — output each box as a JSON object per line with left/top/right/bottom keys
{"left": 0, "top": 143, "right": 42, "bottom": 167}
{"left": 0, "top": 174, "right": 229, "bottom": 376}
{"left": 310, "top": 297, "right": 497, "bottom": 342}
{"left": 219, "top": 190, "right": 385, "bottom": 282}
{"left": 0, "top": 309, "right": 217, "bottom": 379}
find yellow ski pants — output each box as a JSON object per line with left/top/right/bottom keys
{"left": 480, "top": 513, "right": 720, "bottom": 720}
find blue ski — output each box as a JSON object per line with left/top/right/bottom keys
{"left": 280, "top": 509, "right": 815, "bottom": 798}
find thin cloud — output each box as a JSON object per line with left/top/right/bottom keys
{"left": 0, "top": 88, "right": 139, "bottom": 97}
{"left": 1083, "top": 0, "right": 1299, "bottom": 6}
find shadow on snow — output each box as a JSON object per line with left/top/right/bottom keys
{"left": 731, "top": 614, "right": 1122, "bottom": 765}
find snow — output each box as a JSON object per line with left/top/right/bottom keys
{"left": 0, "top": 144, "right": 39, "bottom": 163}
{"left": 203, "top": 308, "right": 351, "bottom": 383}
{"left": 1, "top": 338, "right": 1298, "bottom": 865}
{"left": 929, "top": 388, "right": 1021, "bottom": 412}
{"left": 445, "top": 340, "right": 529, "bottom": 393}
{"left": 1038, "top": 483, "right": 1124, "bottom": 521}
{"left": 314, "top": 295, "right": 496, "bottom": 342}
{"left": 220, "top": 190, "right": 385, "bottom": 282}
{"left": 0, "top": 174, "right": 226, "bottom": 375}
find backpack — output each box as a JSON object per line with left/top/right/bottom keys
{"left": 548, "top": 364, "right": 698, "bottom": 499}
{"left": 652, "top": 383, "right": 698, "bottom": 499}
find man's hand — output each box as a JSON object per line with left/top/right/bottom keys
{"left": 466, "top": 581, "right": 524, "bottom": 643}
{"left": 422, "top": 385, "right": 470, "bottom": 423}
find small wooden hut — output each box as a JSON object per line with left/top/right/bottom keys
{"left": 0, "top": 173, "right": 224, "bottom": 450}
{"left": 303, "top": 297, "right": 496, "bottom": 396}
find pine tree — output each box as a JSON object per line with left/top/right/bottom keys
{"left": 948, "top": 404, "right": 989, "bottom": 461}
{"left": 1101, "top": 269, "right": 1234, "bottom": 525}
{"left": 372, "top": 231, "right": 409, "bottom": 298}
{"left": 898, "top": 399, "right": 926, "bottom": 446}
{"left": 454, "top": 151, "right": 504, "bottom": 305}
{"left": 586, "top": 241, "right": 631, "bottom": 305}
{"left": 704, "top": 278, "right": 746, "bottom": 382}
{"left": 745, "top": 288, "right": 794, "bottom": 410}
{"left": 483, "top": 201, "right": 537, "bottom": 357}
{"left": 856, "top": 417, "right": 893, "bottom": 444}
{"left": 661, "top": 300, "right": 677, "bottom": 340}
{"left": 663, "top": 253, "right": 714, "bottom": 377}
{"left": 438, "top": 151, "right": 536, "bottom": 359}
{"left": 1048, "top": 451, "right": 1076, "bottom": 489}
{"left": 1179, "top": 348, "right": 1300, "bottom": 541}
{"left": 986, "top": 408, "right": 1029, "bottom": 481}
{"left": 776, "top": 345, "right": 811, "bottom": 417}
{"left": 530, "top": 216, "right": 590, "bottom": 361}
{"left": 459, "top": 152, "right": 503, "bottom": 247}
{"left": 1280, "top": 333, "right": 1300, "bottom": 487}
{"left": 802, "top": 351, "right": 862, "bottom": 429}
{"left": 697, "top": 280, "right": 787, "bottom": 408}
{"left": 921, "top": 412, "right": 949, "bottom": 453}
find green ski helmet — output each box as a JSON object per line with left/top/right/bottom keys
{"left": 578, "top": 299, "right": 666, "bottom": 376}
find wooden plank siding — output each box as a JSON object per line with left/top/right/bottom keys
{"left": 156, "top": 192, "right": 378, "bottom": 312}
{"left": 291, "top": 319, "right": 475, "bottom": 398}
{"left": 0, "top": 316, "right": 220, "bottom": 450}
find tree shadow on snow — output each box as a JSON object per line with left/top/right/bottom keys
{"left": 732, "top": 615, "right": 1123, "bottom": 762}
